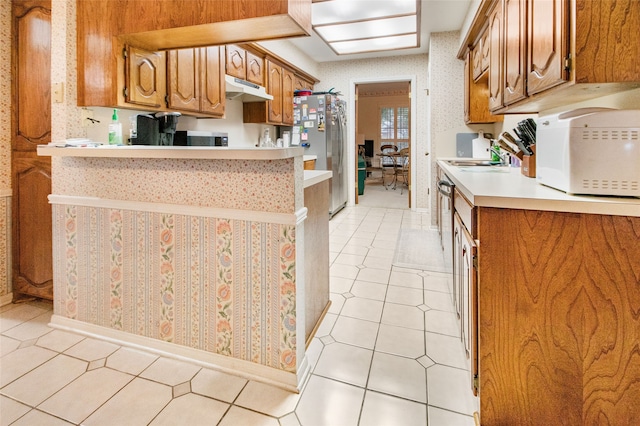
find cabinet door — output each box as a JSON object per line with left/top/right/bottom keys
{"left": 461, "top": 221, "right": 478, "bottom": 396}
{"left": 167, "top": 48, "right": 200, "bottom": 112}
{"left": 471, "top": 41, "right": 484, "bottom": 81}
{"left": 11, "top": 0, "right": 53, "bottom": 300}
{"left": 464, "top": 54, "right": 471, "bottom": 123}
{"left": 453, "top": 213, "right": 463, "bottom": 322}
{"left": 282, "top": 67, "right": 295, "bottom": 125}
{"left": 226, "top": 44, "right": 246, "bottom": 80}
{"left": 125, "top": 45, "right": 166, "bottom": 108}
{"left": 246, "top": 49, "right": 265, "bottom": 86}
{"left": 267, "top": 61, "right": 283, "bottom": 123}
{"left": 294, "top": 75, "right": 313, "bottom": 91}
{"left": 503, "top": 0, "right": 527, "bottom": 105}
{"left": 200, "top": 46, "right": 226, "bottom": 117}
{"left": 527, "top": 0, "right": 569, "bottom": 95}
{"left": 480, "top": 29, "right": 490, "bottom": 74}
{"left": 487, "top": 2, "right": 503, "bottom": 111}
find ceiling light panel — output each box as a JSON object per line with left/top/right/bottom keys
{"left": 312, "top": 0, "right": 417, "bottom": 26}
{"left": 315, "top": 16, "right": 416, "bottom": 42}
{"left": 331, "top": 33, "right": 418, "bottom": 55}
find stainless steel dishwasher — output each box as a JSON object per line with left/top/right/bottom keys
{"left": 437, "top": 173, "right": 454, "bottom": 277}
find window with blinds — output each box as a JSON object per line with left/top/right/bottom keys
{"left": 380, "top": 106, "right": 409, "bottom": 150}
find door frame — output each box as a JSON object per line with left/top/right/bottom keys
{"left": 348, "top": 75, "right": 417, "bottom": 209}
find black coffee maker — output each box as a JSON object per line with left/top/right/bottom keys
{"left": 132, "top": 112, "right": 181, "bottom": 145}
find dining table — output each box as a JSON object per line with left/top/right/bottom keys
{"left": 375, "top": 150, "right": 409, "bottom": 190}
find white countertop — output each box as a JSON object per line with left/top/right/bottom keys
{"left": 438, "top": 160, "right": 640, "bottom": 217}
{"left": 303, "top": 170, "right": 332, "bottom": 188}
{"left": 38, "top": 144, "right": 304, "bottom": 160}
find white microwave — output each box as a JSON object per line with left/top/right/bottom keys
{"left": 536, "top": 108, "right": 640, "bottom": 197}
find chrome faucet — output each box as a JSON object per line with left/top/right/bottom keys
{"left": 490, "top": 146, "right": 509, "bottom": 165}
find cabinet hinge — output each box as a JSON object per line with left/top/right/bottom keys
{"left": 473, "top": 255, "right": 478, "bottom": 269}
{"left": 564, "top": 54, "right": 572, "bottom": 72}
{"left": 123, "top": 48, "right": 127, "bottom": 59}
{"left": 473, "top": 375, "right": 479, "bottom": 392}
{"left": 123, "top": 87, "right": 128, "bottom": 98}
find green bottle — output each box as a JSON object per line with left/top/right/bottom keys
{"left": 108, "top": 109, "right": 122, "bottom": 145}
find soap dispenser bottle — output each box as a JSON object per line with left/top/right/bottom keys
{"left": 108, "top": 109, "right": 123, "bottom": 145}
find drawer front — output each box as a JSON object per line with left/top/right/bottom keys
{"left": 454, "top": 188, "right": 476, "bottom": 237}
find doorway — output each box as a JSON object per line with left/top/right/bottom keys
{"left": 349, "top": 77, "right": 417, "bottom": 210}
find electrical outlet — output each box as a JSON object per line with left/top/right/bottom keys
{"left": 81, "top": 108, "right": 94, "bottom": 127}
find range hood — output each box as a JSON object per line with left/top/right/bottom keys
{"left": 225, "top": 75, "right": 273, "bottom": 102}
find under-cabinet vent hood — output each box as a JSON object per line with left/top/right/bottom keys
{"left": 225, "top": 75, "right": 273, "bottom": 102}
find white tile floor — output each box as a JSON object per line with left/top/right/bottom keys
{"left": 0, "top": 195, "right": 479, "bottom": 425}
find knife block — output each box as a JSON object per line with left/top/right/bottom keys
{"left": 521, "top": 145, "right": 536, "bottom": 178}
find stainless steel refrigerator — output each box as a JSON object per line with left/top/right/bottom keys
{"left": 293, "top": 94, "right": 347, "bottom": 216}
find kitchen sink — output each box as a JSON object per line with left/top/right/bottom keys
{"left": 446, "top": 159, "right": 502, "bottom": 167}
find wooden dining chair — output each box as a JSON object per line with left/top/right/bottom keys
{"left": 393, "top": 147, "right": 409, "bottom": 194}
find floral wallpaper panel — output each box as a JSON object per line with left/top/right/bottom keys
{"left": 53, "top": 203, "right": 298, "bottom": 372}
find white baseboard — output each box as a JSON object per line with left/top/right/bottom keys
{"left": 0, "top": 293, "right": 13, "bottom": 307}
{"left": 49, "top": 315, "right": 308, "bottom": 393}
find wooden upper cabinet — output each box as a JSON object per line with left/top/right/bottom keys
{"left": 226, "top": 44, "right": 246, "bottom": 80}
{"left": 77, "top": 0, "right": 311, "bottom": 108}
{"left": 226, "top": 44, "right": 265, "bottom": 86}
{"left": 480, "top": 29, "right": 490, "bottom": 74}
{"left": 294, "top": 74, "right": 314, "bottom": 91}
{"left": 503, "top": 0, "right": 527, "bottom": 106}
{"left": 243, "top": 58, "right": 304, "bottom": 125}
{"left": 200, "top": 46, "right": 225, "bottom": 117}
{"left": 465, "top": 49, "right": 503, "bottom": 124}
{"left": 471, "top": 41, "right": 484, "bottom": 81}
{"left": 487, "top": 2, "right": 503, "bottom": 112}
{"left": 282, "top": 67, "right": 295, "bottom": 125}
{"left": 167, "top": 46, "right": 225, "bottom": 117}
{"left": 124, "top": 45, "right": 166, "bottom": 109}
{"left": 471, "top": 27, "right": 489, "bottom": 81}
{"left": 464, "top": 55, "right": 471, "bottom": 122}
{"left": 527, "top": 0, "right": 569, "bottom": 95}
{"left": 246, "top": 49, "right": 265, "bottom": 86}
{"left": 267, "top": 61, "right": 284, "bottom": 123}
{"left": 167, "top": 48, "right": 200, "bottom": 112}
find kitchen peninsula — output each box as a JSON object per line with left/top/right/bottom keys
{"left": 437, "top": 160, "right": 640, "bottom": 424}
{"left": 37, "top": 145, "right": 331, "bottom": 392}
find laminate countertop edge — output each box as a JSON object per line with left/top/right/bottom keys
{"left": 37, "top": 145, "right": 304, "bottom": 160}
{"left": 437, "top": 159, "right": 640, "bottom": 217}
{"left": 303, "top": 170, "right": 332, "bottom": 189}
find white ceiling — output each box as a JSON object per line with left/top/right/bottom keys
{"left": 288, "top": 0, "right": 473, "bottom": 62}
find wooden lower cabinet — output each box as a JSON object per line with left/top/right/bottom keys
{"left": 11, "top": 153, "right": 53, "bottom": 300}
{"left": 476, "top": 208, "right": 640, "bottom": 424}
{"left": 303, "top": 179, "right": 331, "bottom": 345}
{"left": 459, "top": 215, "right": 478, "bottom": 396}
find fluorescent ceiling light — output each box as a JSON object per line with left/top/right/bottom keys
{"left": 311, "top": 0, "right": 420, "bottom": 56}
{"left": 331, "top": 34, "right": 418, "bottom": 55}
{"left": 315, "top": 16, "right": 416, "bottom": 43}
{"left": 312, "top": 0, "right": 417, "bottom": 26}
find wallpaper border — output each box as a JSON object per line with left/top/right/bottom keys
{"left": 49, "top": 195, "right": 307, "bottom": 225}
